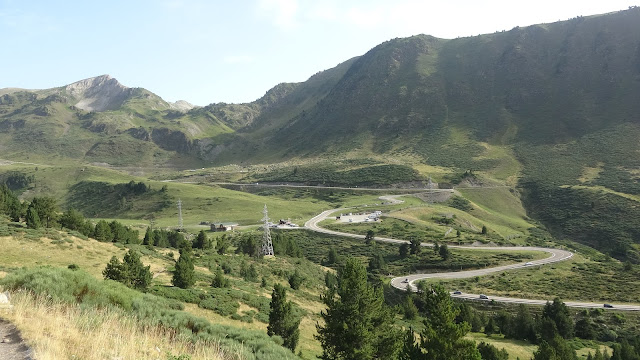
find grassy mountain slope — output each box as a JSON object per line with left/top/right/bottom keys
{"left": 2, "top": 8, "right": 640, "bottom": 259}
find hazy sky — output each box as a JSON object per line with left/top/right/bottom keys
{"left": 1, "top": 0, "right": 638, "bottom": 105}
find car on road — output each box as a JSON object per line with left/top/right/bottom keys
{"left": 401, "top": 278, "right": 409, "bottom": 283}
{"left": 604, "top": 304, "right": 614, "bottom": 308}
{"left": 524, "top": 262, "right": 534, "bottom": 266}
{"left": 453, "top": 291, "right": 462, "bottom": 295}
{"left": 479, "top": 294, "right": 489, "bottom": 299}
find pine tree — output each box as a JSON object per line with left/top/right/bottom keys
{"left": 327, "top": 247, "right": 339, "bottom": 264}
{"left": 543, "top": 298, "right": 574, "bottom": 339}
{"left": 194, "top": 230, "right": 210, "bottom": 249}
{"left": 404, "top": 295, "right": 418, "bottom": 320}
{"left": 481, "top": 225, "right": 488, "bottom": 235}
{"left": 288, "top": 269, "right": 304, "bottom": 290}
{"left": 172, "top": 251, "right": 195, "bottom": 288}
{"left": 103, "top": 250, "right": 152, "bottom": 291}
{"left": 399, "top": 243, "right": 409, "bottom": 258}
{"left": 143, "top": 227, "right": 152, "bottom": 246}
{"left": 533, "top": 336, "right": 577, "bottom": 360}
{"left": 316, "top": 257, "right": 401, "bottom": 360}
{"left": 417, "top": 283, "right": 481, "bottom": 360}
{"left": 211, "top": 268, "right": 230, "bottom": 288}
{"left": 439, "top": 244, "right": 450, "bottom": 260}
{"left": 477, "top": 342, "right": 509, "bottom": 360}
{"left": 29, "top": 196, "right": 58, "bottom": 228}
{"left": 485, "top": 317, "right": 498, "bottom": 335}
{"left": 368, "top": 253, "right": 386, "bottom": 273}
{"left": 103, "top": 256, "right": 125, "bottom": 282}
{"left": 514, "top": 304, "right": 537, "bottom": 342}
{"left": 594, "top": 348, "right": 604, "bottom": 360}
{"left": 410, "top": 238, "right": 422, "bottom": 255}
{"left": 216, "top": 234, "right": 229, "bottom": 254}
{"left": 0, "top": 184, "right": 24, "bottom": 222}
{"left": 25, "top": 204, "right": 41, "bottom": 229}
{"left": 93, "top": 220, "right": 112, "bottom": 242}
{"left": 122, "top": 250, "right": 152, "bottom": 290}
{"left": 324, "top": 271, "right": 337, "bottom": 289}
{"left": 59, "top": 208, "right": 86, "bottom": 232}
{"left": 400, "top": 328, "right": 423, "bottom": 360}
{"left": 268, "top": 283, "right": 300, "bottom": 352}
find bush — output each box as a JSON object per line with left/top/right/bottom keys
{"left": 288, "top": 270, "right": 304, "bottom": 290}
{"left": 148, "top": 286, "right": 205, "bottom": 304}
{"left": 198, "top": 296, "right": 239, "bottom": 316}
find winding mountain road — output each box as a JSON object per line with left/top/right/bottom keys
{"left": 304, "top": 195, "right": 640, "bottom": 311}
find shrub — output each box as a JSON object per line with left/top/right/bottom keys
{"left": 288, "top": 270, "right": 304, "bottom": 290}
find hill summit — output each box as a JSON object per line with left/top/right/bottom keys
{"left": 65, "top": 75, "right": 131, "bottom": 112}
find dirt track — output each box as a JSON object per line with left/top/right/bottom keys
{"left": 0, "top": 318, "right": 32, "bottom": 360}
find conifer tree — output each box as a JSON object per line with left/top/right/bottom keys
{"left": 211, "top": 268, "right": 230, "bottom": 288}
{"left": 439, "top": 244, "right": 450, "bottom": 260}
{"left": 410, "top": 238, "right": 422, "bottom": 255}
{"left": 316, "top": 257, "right": 401, "bottom": 360}
{"left": 368, "top": 253, "right": 386, "bottom": 273}
{"left": 327, "top": 247, "right": 339, "bottom": 264}
{"left": 93, "top": 220, "right": 112, "bottom": 242}
{"left": 418, "top": 283, "right": 481, "bottom": 360}
{"left": 103, "top": 256, "right": 125, "bottom": 282}
{"left": 25, "top": 204, "right": 40, "bottom": 229}
{"left": 268, "top": 283, "right": 300, "bottom": 352}
{"left": 103, "top": 250, "right": 152, "bottom": 291}
{"left": 0, "top": 184, "right": 23, "bottom": 221}
{"left": 533, "top": 336, "right": 577, "bottom": 360}
{"left": 122, "top": 249, "right": 152, "bottom": 290}
{"left": 400, "top": 328, "right": 423, "bottom": 360}
{"left": 172, "top": 250, "right": 195, "bottom": 288}
{"left": 143, "top": 227, "right": 152, "bottom": 246}
{"left": 194, "top": 230, "right": 210, "bottom": 249}
{"left": 593, "top": 348, "right": 604, "bottom": 360}
{"left": 542, "top": 298, "right": 574, "bottom": 339}
{"left": 477, "top": 342, "right": 509, "bottom": 360}
{"left": 29, "top": 196, "right": 58, "bottom": 228}
{"left": 215, "top": 234, "right": 229, "bottom": 254}
{"left": 399, "top": 243, "right": 409, "bottom": 258}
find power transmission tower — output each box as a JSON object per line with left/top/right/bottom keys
{"left": 177, "top": 199, "right": 183, "bottom": 230}
{"left": 261, "top": 204, "right": 274, "bottom": 257}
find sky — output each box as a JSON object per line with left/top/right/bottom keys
{"left": 1, "top": 0, "right": 638, "bottom": 106}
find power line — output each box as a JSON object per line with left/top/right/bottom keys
{"left": 261, "top": 204, "right": 274, "bottom": 257}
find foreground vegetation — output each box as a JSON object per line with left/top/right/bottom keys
{"left": 1, "top": 291, "right": 226, "bottom": 360}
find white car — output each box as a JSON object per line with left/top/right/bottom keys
{"left": 525, "top": 262, "right": 534, "bottom": 266}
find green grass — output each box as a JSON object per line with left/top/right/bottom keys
{"left": 323, "top": 191, "right": 533, "bottom": 244}
{"left": 465, "top": 332, "right": 537, "bottom": 360}
{"left": 286, "top": 229, "right": 545, "bottom": 276}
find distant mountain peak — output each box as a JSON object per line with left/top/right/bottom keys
{"left": 65, "top": 75, "right": 132, "bottom": 112}
{"left": 169, "top": 100, "right": 196, "bottom": 112}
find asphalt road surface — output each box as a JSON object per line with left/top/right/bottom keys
{"left": 304, "top": 196, "right": 640, "bottom": 311}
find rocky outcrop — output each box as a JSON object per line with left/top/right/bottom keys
{"left": 169, "top": 100, "right": 196, "bottom": 112}
{"left": 151, "top": 128, "right": 193, "bottom": 153}
{"left": 65, "top": 75, "right": 132, "bottom": 112}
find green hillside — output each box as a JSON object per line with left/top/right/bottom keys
{"left": 2, "top": 8, "right": 640, "bottom": 260}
